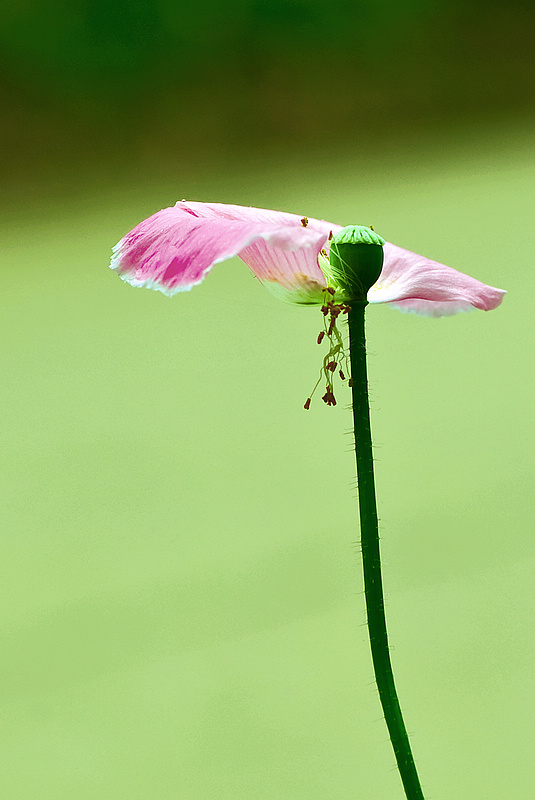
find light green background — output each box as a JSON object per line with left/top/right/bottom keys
{"left": 2, "top": 121, "right": 534, "bottom": 798}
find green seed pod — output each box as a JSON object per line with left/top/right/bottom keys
{"left": 328, "top": 225, "right": 385, "bottom": 301}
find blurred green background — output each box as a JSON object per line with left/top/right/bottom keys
{"left": 1, "top": 2, "right": 534, "bottom": 798}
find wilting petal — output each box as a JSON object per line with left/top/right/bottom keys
{"left": 367, "top": 242, "right": 506, "bottom": 315}
{"left": 111, "top": 201, "right": 341, "bottom": 303}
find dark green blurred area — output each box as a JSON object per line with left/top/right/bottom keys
{"left": 2, "top": 0, "right": 535, "bottom": 184}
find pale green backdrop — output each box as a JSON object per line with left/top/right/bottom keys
{"left": 2, "top": 121, "right": 534, "bottom": 798}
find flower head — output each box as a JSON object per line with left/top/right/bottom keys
{"left": 111, "top": 201, "right": 505, "bottom": 316}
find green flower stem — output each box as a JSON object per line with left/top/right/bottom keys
{"left": 347, "top": 302, "right": 425, "bottom": 800}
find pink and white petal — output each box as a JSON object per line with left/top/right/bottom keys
{"left": 177, "top": 200, "right": 340, "bottom": 241}
{"left": 387, "top": 298, "right": 476, "bottom": 317}
{"left": 180, "top": 201, "right": 341, "bottom": 301}
{"left": 367, "top": 242, "right": 506, "bottom": 314}
{"left": 111, "top": 201, "right": 340, "bottom": 301}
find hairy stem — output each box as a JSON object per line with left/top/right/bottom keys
{"left": 347, "top": 302, "right": 425, "bottom": 800}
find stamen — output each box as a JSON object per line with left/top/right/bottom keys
{"left": 322, "top": 387, "right": 337, "bottom": 406}
{"left": 301, "top": 217, "right": 309, "bottom": 227}
{"left": 304, "top": 299, "right": 352, "bottom": 409}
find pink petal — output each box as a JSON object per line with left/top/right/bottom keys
{"left": 111, "top": 201, "right": 341, "bottom": 303}
{"left": 367, "top": 242, "right": 506, "bottom": 315}
{"left": 387, "top": 299, "right": 477, "bottom": 317}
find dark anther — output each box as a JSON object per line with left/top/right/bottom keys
{"left": 326, "top": 287, "right": 335, "bottom": 295}
{"left": 339, "top": 369, "right": 346, "bottom": 380}
{"left": 326, "top": 361, "right": 337, "bottom": 372}
{"left": 304, "top": 398, "right": 311, "bottom": 410}
{"left": 301, "top": 217, "right": 308, "bottom": 227}
{"left": 328, "top": 231, "right": 333, "bottom": 240}
{"left": 321, "top": 305, "right": 329, "bottom": 316}
{"left": 322, "top": 387, "right": 337, "bottom": 406}
{"left": 317, "top": 331, "right": 325, "bottom": 344}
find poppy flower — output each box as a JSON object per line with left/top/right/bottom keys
{"left": 110, "top": 199, "right": 506, "bottom": 792}
{"left": 111, "top": 200, "right": 505, "bottom": 316}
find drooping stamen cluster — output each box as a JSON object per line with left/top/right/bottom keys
{"left": 304, "top": 288, "right": 352, "bottom": 409}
